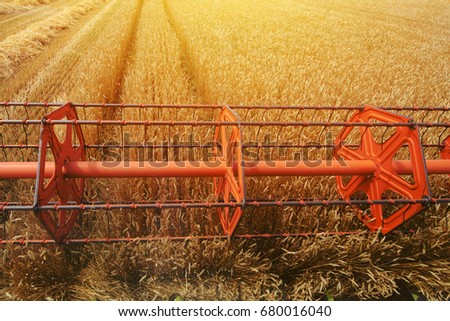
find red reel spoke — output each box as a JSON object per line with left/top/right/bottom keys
{"left": 364, "top": 178, "right": 384, "bottom": 228}
{"left": 338, "top": 175, "right": 366, "bottom": 197}
{"left": 379, "top": 169, "right": 414, "bottom": 199}
{"left": 338, "top": 146, "right": 365, "bottom": 161}
{"left": 360, "top": 126, "right": 375, "bottom": 156}
{"left": 214, "top": 177, "right": 225, "bottom": 197}
{"left": 378, "top": 133, "right": 408, "bottom": 164}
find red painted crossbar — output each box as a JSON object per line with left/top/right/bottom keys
{"left": 1, "top": 159, "right": 449, "bottom": 179}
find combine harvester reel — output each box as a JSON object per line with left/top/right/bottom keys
{"left": 0, "top": 102, "right": 448, "bottom": 244}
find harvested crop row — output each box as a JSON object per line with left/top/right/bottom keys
{"left": 8, "top": 0, "right": 139, "bottom": 103}
{"left": 0, "top": 0, "right": 80, "bottom": 41}
{"left": 0, "top": 3, "right": 30, "bottom": 14}
{"left": 0, "top": 4, "right": 104, "bottom": 99}
{"left": 0, "top": 0, "right": 109, "bottom": 79}
{"left": 2, "top": 0, "right": 52, "bottom": 4}
{"left": 120, "top": 0, "right": 195, "bottom": 104}
{"left": 0, "top": 0, "right": 52, "bottom": 14}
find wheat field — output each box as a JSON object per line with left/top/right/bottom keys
{"left": 0, "top": 0, "right": 449, "bottom": 300}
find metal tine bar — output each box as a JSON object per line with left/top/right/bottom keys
{"left": 0, "top": 230, "right": 375, "bottom": 245}
{"left": 4, "top": 196, "right": 448, "bottom": 206}
{"left": 4, "top": 119, "right": 449, "bottom": 127}
{"left": 2, "top": 198, "right": 449, "bottom": 211}
{"left": 0, "top": 141, "right": 443, "bottom": 164}
{"left": 2, "top": 143, "right": 445, "bottom": 149}
{"left": 2, "top": 102, "right": 448, "bottom": 112}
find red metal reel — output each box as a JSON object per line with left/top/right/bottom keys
{"left": 333, "top": 106, "right": 430, "bottom": 234}
{"left": 34, "top": 103, "right": 85, "bottom": 242}
{"left": 213, "top": 106, "right": 246, "bottom": 236}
